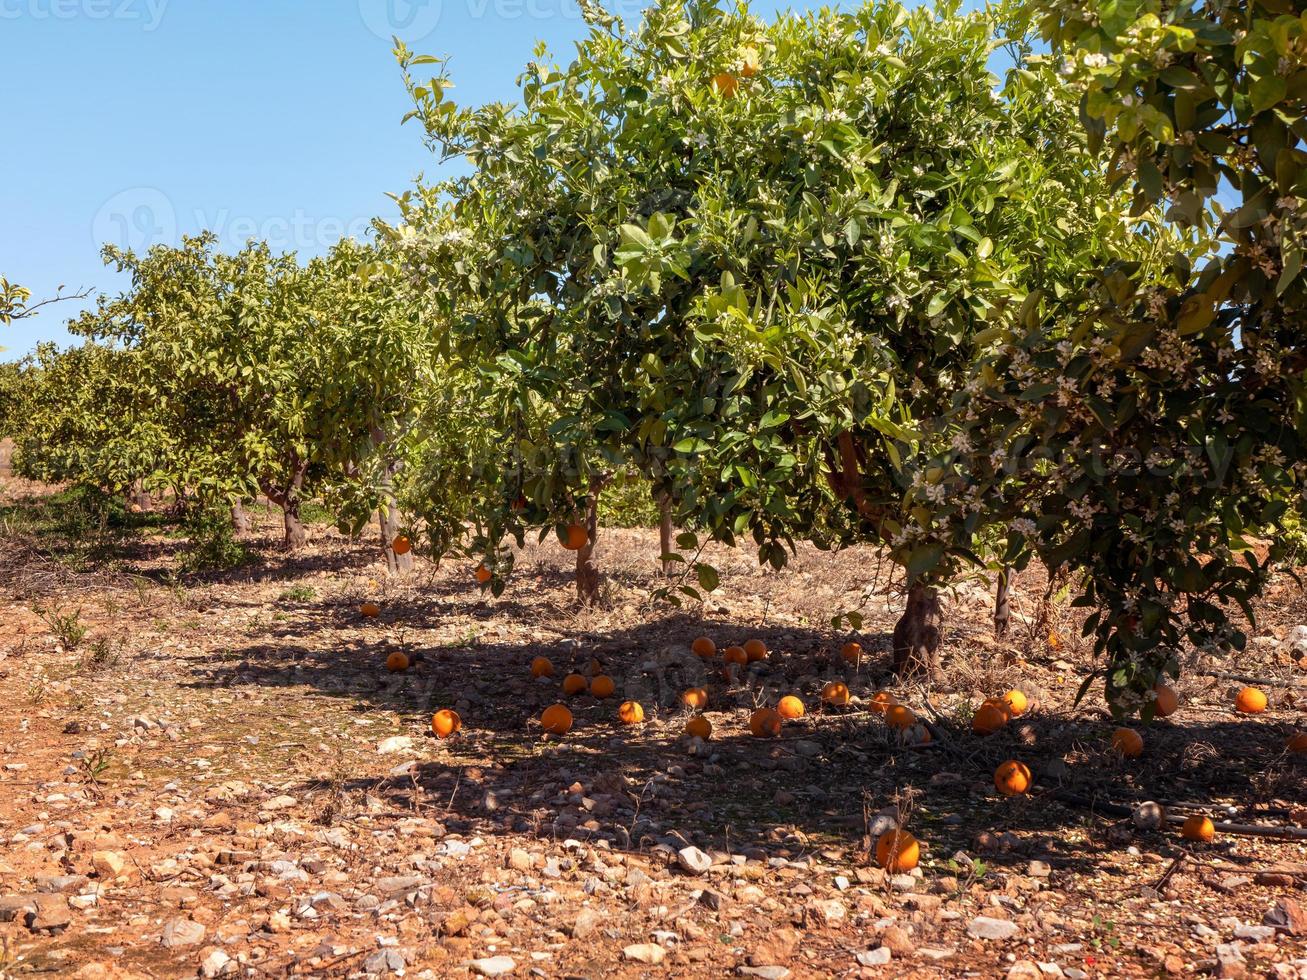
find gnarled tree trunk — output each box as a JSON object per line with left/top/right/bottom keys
{"left": 230, "top": 501, "right": 251, "bottom": 535}
{"left": 264, "top": 462, "right": 308, "bottom": 551}
{"left": 576, "top": 491, "right": 601, "bottom": 604}
{"left": 994, "top": 566, "right": 1012, "bottom": 637}
{"left": 131, "top": 479, "right": 151, "bottom": 512}
{"left": 892, "top": 583, "right": 943, "bottom": 678}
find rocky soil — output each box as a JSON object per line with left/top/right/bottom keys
{"left": 0, "top": 478, "right": 1304, "bottom": 978}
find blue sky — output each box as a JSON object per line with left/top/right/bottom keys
{"left": 8, "top": 0, "right": 805, "bottom": 354}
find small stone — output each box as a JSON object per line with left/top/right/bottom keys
{"left": 879, "top": 926, "right": 914, "bottom": 957}
{"left": 507, "top": 848, "right": 534, "bottom": 872}
{"left": 749, "top": 927, "right": 800, "bottom": 966}
{"left": 918, "top": 948, "right": 956, "bottom": 961}
{"left": 805, "top": 898, "right": 846, "bottom": 926}
{"left": 161, "top": 917, "right": 206, "bottom": 948}
{"left": 91, "top": 851, "right": 126, "bottom": 879}
{"left": 377, "top": 736, "right": 414, "bottom": 754}
{"left": 856, "top": 948, "right": 892, "bottom": 967}
{"left": 1265, "top": 898, "right": 1305, "bottom": 937}
{"left": 26, "top": 896, "right": 71, "bottom": 933}
{"left": 263, "top": 794, "right": 296, "bottom": 811}
{"left": 1007, "top": 962, "right": 1043, "bottom": 980}
{"left": 623, "top": 943, "right": 666, "bottom": 965}
{"left": 1233, "top": 924, "right": 1275, "bottom": 942}
{"left": 677, "top": 846, "right": 712, "bottom": 875}
{"left": 200, "top": 948, "right": 232, "bottom": 978}
{"left": 1027, "top": 860, "right": 1052, "bottom": 878}
{"left": 469, "top": 955, "right": 516, "bottom": 977}
{"left": 0, "top": 896, "right": 38, "bottom": 923}
{"left": 740, "top": 967, "right": 791, "bottom": 980}
{"left": 572, "top": 908, "right": 601, "bottom": 939}
{"left": 967, "top": 916, "right": 1019, "bottom": 941}
{"left": 1214, "top": 943, "right": 1246, "bottom": 979}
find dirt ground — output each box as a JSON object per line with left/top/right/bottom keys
{"left": 0, "top": 474, "right": 1304, "bottom": 979}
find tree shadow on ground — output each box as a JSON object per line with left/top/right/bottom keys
{"left": 178, "top": 612, "right": 1307, "bottom": 884}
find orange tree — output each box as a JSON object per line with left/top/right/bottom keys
{"left": 71, "top": 235, "right": 442, "bottom": 559}
{"left": 922, "top": 0, "right": 1307, "bottom": 712}
{"left": 392, "top": 0, "right": 1159, "bottom": 661}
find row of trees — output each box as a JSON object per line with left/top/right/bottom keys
{"left": 3, "top": 0, "right": 1303, "bottom": 714}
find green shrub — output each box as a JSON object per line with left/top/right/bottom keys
{"left": 180, "top": 501, "right": 249, "bottom": 572}
{"left": 599, "top": 471, "right": 661, "bottom": 529}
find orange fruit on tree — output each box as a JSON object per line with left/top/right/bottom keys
{"left": 530, "top": 656, "right": 555, "bottom": 679}
{"left": 739, "top": 46, "right": 761, "bottom": 77}
{"left": 841, "top": 642, "right": 863, "bottom": 666}
{"left": 431, "top": 709, "right": 461, "bottom": 739}
{"left": 886, "top": 705, "right": 917, "bottom": 730}
{"left": 994, "top": 760, "right": 1032, "bottom": 796}
{"left": 681, "top": 687, "right": 709, "bottom": 710}
{"left": 723, "top": 646, "right": 749, "bottom": 666}
{"left": 618, "top": 701, "right": 645, "bottom": 725}
{"left": 361, "top": 602, "right": 381, "bottom": 618}
{"left": 1287, "top": 732, "right": 1307, "bottom": 754}
{"left": 541, "top": 703, "right": 573, "bottom": 735}
{"left": 691, "top": 636, "right": 717, "bottom": 658}
{"left": 869, "top": 691, "right": 897, "bottom": 715}
{"left": 711, "top": 72, "right": 739, "bottom": 97}
{"left": 562, "top": 673, "right": 588, "bottom": 696}
{"left": 475, "top": 564, "right": 492, "bottom": 584}
{"left": 822, "top": 681, "right": 851, "bottom": 706}
{"left": 385, "top": 652, "right": 409, "bottom": 673}
{"left": 875, "top": 830, "right": 919, "bottom": 872}
{"left": 1111, "top": 727, "right": 1144, "bottom": 758}
{"left": 972, "top": 702, "right": 1008, "bottom": 735}
{"left": 1152, "top": 684, "right": 1179, "bottom": 718}
{"left": 685, "top": 716, "right": 712, "bottom": 740}
{"left": 590, "top": 674, "right": 616, "bottom": 698}
{"left": 392, "top": 535, "right": 412, "bottom": 556}
{"left": 744, "top": 639, "right": 768, "bottom": 662}
{"left": 1181, "top": 814, "right": 1215, "bottom": 843}
{"left": 562, "top": 524, "right": 589, "bottom": 551}
{"left": 1235, "top": 686, "right": 1267, "bottom": 714}
{"left": 749, "top": 707, "right": 782, "bottom": 738}
{"left": 1002, "top": 690, "right": 1029, "bottom": 716}
{"left": 777, "top": 695, "right": 805, "bottom": 720}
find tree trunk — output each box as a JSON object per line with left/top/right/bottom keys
{"left": 131, "top": 479, "right": 151, "bottom": 512}
{"left": 892, "top": 583, "right": 943, "bottom": 678}
{"left": 657, "top": 492, "right": 674, "bottom": 577}
{"left": 994, "top": 566, "right": 1012, "bottom": 638}
{"left": 576, "top": 491, "right": 601, "bottom": 604}
{"left": 266, "top": 463, "right": 309, "bottom": 552}
{"left": 282, "top": 496, "right": 307, "bottom": 550}
{"left": 230, "top": 501, "right": 250, "bottom": 535}
{"left": 378, "top": 497, "right": 412, "bottom": 576}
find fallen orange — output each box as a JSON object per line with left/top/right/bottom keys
{"left": 431, "top": 709, "right": 461, "bottom": 739}
{"left": 875, "top": 830, "right": 919, "bottom": 872}
{"left": 749, "top": 707, "right": 782, "bottom": 738}
{"left": 618, "top": 701, "right": 645, "bottom": 725}
{"left": 541, "top": 703, "right": 573, "bottom": 735}
{"left": 777, "top": 695, "right": 804, "bottom": 720}
{"left": 994, "top": 760, "right": 1032, "bottom": 796}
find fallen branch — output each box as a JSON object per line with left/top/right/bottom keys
{"left": 1050, "top": 789, "right": 1307, "bottom": 840}
{"left": 1196, "top": 669, "right": 1307, "bottom": 689}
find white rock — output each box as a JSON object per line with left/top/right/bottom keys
{"left": 857, "top": 947, "right": 892, "bottom": 966}
{"left": 201, "top": 949, "right": 232, "bottom": 977}
{"left": 967, "top": 916, "right": 1019, "bottom": 941}
{"left": 469, "top": 956, "right": 516, "bottom": 976}
{"left": 377, "top": 736, "right": 414, "bottom": 755}
{"left": 623, "top": 943, "right": 666, "bottom": 965}
{"left": 677, "top": 846, "right": 712, "bottom": 875}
